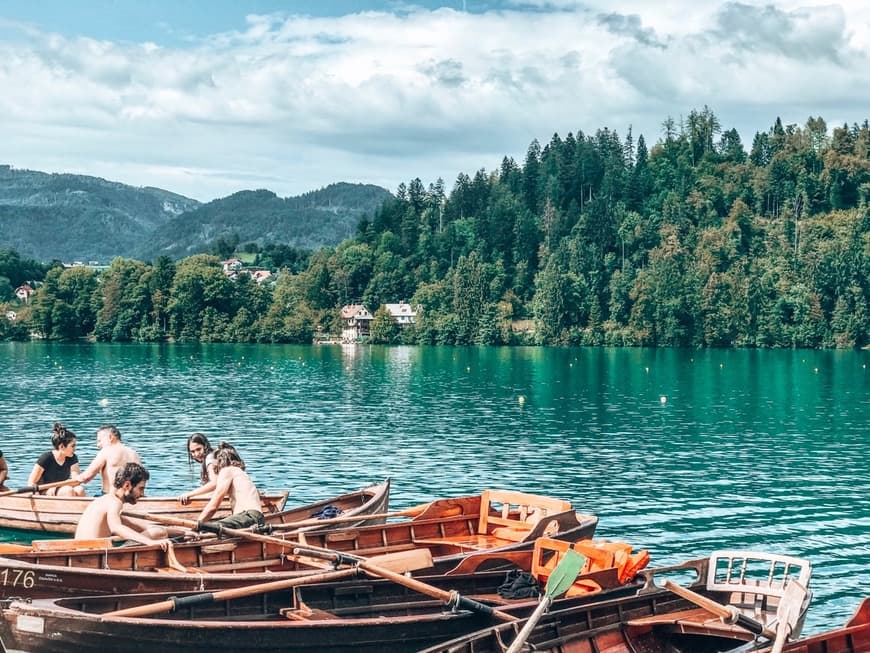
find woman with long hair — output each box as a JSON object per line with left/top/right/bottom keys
{"left": 27, "top": 423, "right": 86, "bottom": 496}
{"left": 179, "top": 433, "right": 217, "bottom": 505}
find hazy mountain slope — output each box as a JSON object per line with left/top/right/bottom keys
{"left": 0, "top": 165, "right": 199, "bottom": 261}
{"left": 136, "top": 183, "right": 393, "bottom": 260}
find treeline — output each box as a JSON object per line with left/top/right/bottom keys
{"left": 2, "top": 108, "right": 869, "bottom": 347}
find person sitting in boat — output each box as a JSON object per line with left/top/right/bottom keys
{"left": 193, "top": 442, "right": 265, "bottom": 531}
{"left": 75, "top": 462, "right": 170, "bottom": 549}
{"left": 26, "top": 423, "right": 87, "bottom": 496}
{"left": 0, "top": 449, "right": 8, "bottom": 491}
{"left": 178, "top": 432, "right": 217, "bottom": 505}
{"left": 75, "top": 424, "right": 141, "bottom": 495}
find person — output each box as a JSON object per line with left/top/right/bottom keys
{"left": 0, "top": 450, "right": 9, "bottom": 491}
{"left": 179, "top": 433, "right": 217, "bottom": 505}
{"left": 193, "top": 442, "right": 264, "bottom": 531}
{"left": 74, "top": 462, "right": 170, "bottom": 549}
{"left": 27, "top": 423, "right": 86, "bottom": 496}
{"left": 75, "top": 424, "right": 141, "bottom": 494}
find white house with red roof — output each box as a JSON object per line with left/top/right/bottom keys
{"left": 340, "top": 304, "right": 373, "bottom": 342}
{"left": 14, "top": 284, "right": 35, "bottom": 303}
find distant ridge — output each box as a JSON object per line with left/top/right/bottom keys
{"left": 0, "top": 165, "right": 392, "bottom": 262}
{"left": 135, "top": 182, "right": 392, "bottom": 261}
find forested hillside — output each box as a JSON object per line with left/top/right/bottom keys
{"left": 0, "top": 165, "right": 199, "bottom": 261}
{"left": 3, "top": 109, "right": 869, "bottom": 348}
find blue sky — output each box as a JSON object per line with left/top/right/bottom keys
{"left": 1, "top": 1, "right": 868, "bottom": 201}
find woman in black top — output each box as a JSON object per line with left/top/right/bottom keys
{"left": 27, "top": 423, "right": 86, "bottom": 496}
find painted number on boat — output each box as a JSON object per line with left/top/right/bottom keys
{"left": 1, "top": 569, "right": 35, "bottom": 588}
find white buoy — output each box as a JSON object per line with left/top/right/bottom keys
{"left": 660, "top": 395, "right": 667, "bottom": 404}
{"left": 518, "top": 396, "right": 526, "bottom": 406}
{"left": 98, "top": 398, "right": 109, "bottom": 407}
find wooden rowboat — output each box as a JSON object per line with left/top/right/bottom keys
{"left": 422, "top": 550, "right": 813, "bottom": 653}
{"left": 0, "top": 538, "right": 650, "bottom": 653}
{"left": 0, "top": 489, "right": 290, "bottom": 535}
{"left": 0, "top": 480, "right": 390, "bottom": 600}
{"left": 0, "top": 488, "right": 592, "bottom": 600}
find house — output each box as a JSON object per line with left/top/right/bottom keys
{"left": 250, "top": 270, "right": 273, "bottom": 284}
{"left": 384, "top": 302, "right": 419, "bottom": 327}
{"left": 5, "top": 310, "right": 16, "bottom": 322}
{"left": 14, "top": 284, "right": 35, "bottom": 303}
{"left": 340, "top": 304, "right": 373, "bottom": 342}
{"left": 221, "top": 258, "right": 243, "bottom": 275}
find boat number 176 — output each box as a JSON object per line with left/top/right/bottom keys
{"left": 1, "top": 569, "right": 35, "bottom": 588}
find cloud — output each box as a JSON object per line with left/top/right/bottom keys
{"left": 0, "top": 2, "right": 869, "bottom": 202}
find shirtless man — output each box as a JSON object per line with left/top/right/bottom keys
{"left": 76, "top": 425, "right": 141, "bottom": 494}
{"left": 194, "top": 443, "right": 264, "bottom": 531}
{"left": 75, "top": 462, "right": 169, "bottom": 549}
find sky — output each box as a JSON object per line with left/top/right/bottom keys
{"left": 0, "top": 0, "right": 868, "bottom": 202}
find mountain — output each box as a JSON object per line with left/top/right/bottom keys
{"left": 0, "top": 165, "right": 199, "bottom": 262}
{"left": 135, "top": 183, "right": 393, "bottom": 261}
{"left": 0, "top": 165, "right": 393, "bottom": 262}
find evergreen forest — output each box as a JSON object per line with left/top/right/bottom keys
{"left": 2, "top": 108, "right": 869, "bottom": 348}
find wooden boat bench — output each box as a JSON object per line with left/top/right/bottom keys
{"left": 627, "top": 550, "right": 812, "bottom": 638}
{"left": 411, "top": 490, "right": 572, "bottom": 552}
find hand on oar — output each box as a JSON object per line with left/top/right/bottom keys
{"left": 662, "top": 580, "right": 775, "bottom": 638}
{"left": 504, "top": 548, "right": 586, "bottom": 653}
{"left": 0, "top": 478, "right": 80, "bottom": 497}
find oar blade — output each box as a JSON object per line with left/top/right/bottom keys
{"left": 544, "top": 549, "right": 586, "bottom": 599}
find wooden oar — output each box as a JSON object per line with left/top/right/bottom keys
{"left": 103, "top": 547, "right": 436, "bottom": 619}
{"left": 0, "top": 478, "right": 79, "bottom": 497}
{"left": 268, "top": 502, "right": 432, "bottom": 531}
{"left": 293, "top": 546, "right": 516, "bottom": 623}
{"left": 662, "top": 580, "right": 776, "bottom": 638}
{"left": 128, "top": 510, "right": 513, "bottom": 622}
{"left": 504, "top": 549, "right": 586, "bottom": 653}
{"left": 771, "top": 579, "right": 808, "bottom": 653}
{"left": 103, "top": 566, "right": 360, "bottom": 618}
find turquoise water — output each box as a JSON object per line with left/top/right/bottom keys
{"left": 0, "top": 342, "right": 867, "bottom": 633}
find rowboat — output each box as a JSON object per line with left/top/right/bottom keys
{"left": 421, "top": 550, "right": 813, "bottom": 653}
{"left": 290, "top": 489, "right": 597, "bottom": 573}
{"left": 0, "top": 480, "right": 390, "bottom": 600}
{"left": 0, "top": 537, "right": 650, "bottom": 653}
{"left": 0, "top": 488, "right": 591, "bottom": 600}
{"left": 0, "top": 489, "right": 290, "bottom": 534}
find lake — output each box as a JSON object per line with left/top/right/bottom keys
{"left": 0, "top": 342, "right": 867, "bottom": 634}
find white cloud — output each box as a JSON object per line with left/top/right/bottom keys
{"left": 0, "top": 2, "right": 868, "bottom": 201}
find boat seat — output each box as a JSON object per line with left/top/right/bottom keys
{"left": 411, "top": 490, "right": 572, "bottom": 551}
{"left": 627, "top": 606, "right": 757, "bottom": 637}
{"left": 33, "top": 538, "right": 114, "bottom": 551}
{"left": 280, "top": 607, "right": 337, "bottom": 621}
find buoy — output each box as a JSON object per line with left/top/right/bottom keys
{"left": 98, "top": 398, "right": 109, "bottom": 407}
{"left": 518, "top": 396, "right": 526, "bottom": 406}
{"left": 644, "top": 367, "right": 649, "bottom": 373}
{"left": 660, "top": 396, "right": 667, "bottom": 404}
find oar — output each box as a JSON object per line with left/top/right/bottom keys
{"left": 662, "top": 580, "right": 776, "bottom": 638}
{"left": 103, "top": 547, "right": 437, "bottom": 619}
{"left": 128, "top": 510, "right": 514, "bottom": 622}
{"left": 0, "top": 478, "right": 79, "bottom": 497}
{"left": 103, "top": 566, "right": 360, "bottom": 618}
{"left": 771, "top": 579, "right": 808, "bottom": 653}
{"left": 293, "top": 546, "right": 517, "bottom": 623}
{"left": 268, "top": 502, "right": 432, "bottom": 531}
{"left": 504, "top": 549, "right": 586, "bottom": 653}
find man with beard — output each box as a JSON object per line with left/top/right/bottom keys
{"left": 75, "top": 462, "right": 170, "bottom": 549}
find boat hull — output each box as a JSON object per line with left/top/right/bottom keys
{"left": 0, "top": 491, "right": 289, "bottom": 534}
